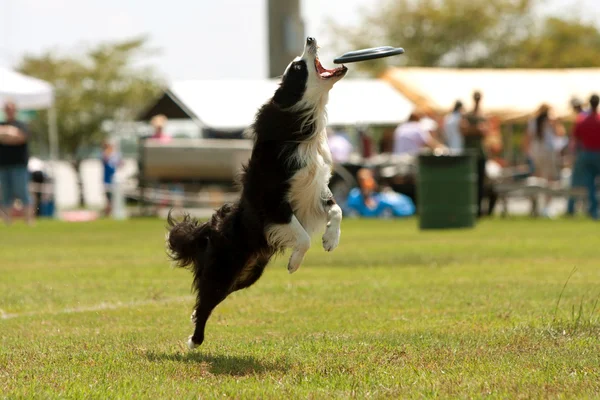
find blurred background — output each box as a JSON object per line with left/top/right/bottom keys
{"left": 1, "top": 0, "right": 599, "bottom": 223}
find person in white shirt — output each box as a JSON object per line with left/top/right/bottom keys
{"left": 420, "top": 114, "right": 439, "bottom": 137}
{"left": 394, "top": 112, "right": 445, "bottom": 155}
{"left": 443, "top": 101, "right": 464, "bottom": 151}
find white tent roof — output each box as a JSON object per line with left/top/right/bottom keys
{"left": 0, "top": 66, "right": 54, "bottom": 110}
{"left": 382, "top": 67, "right": 600, "bottom": 121}
{"left": 166, "top": 78, "right": 414, "bottom": 130}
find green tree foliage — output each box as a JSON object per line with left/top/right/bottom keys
{"left": 18, "top": 36, "right": 163, "bottom": 158}
{"left": 331, "top": 0, "right": 600, "bottom": 74}
{"left": 514, "top": 17, "right": 600, "bottom": 68}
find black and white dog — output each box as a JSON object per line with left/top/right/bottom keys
{"left": 167, "top": 37, "right": 347, "bottom": 349}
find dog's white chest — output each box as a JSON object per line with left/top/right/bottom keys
{"left": 287, "top": 133, "right": 332, "bottom": 235}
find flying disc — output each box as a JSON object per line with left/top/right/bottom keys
{"left": 333, "top": 46, "right": 405, "bottom": 64}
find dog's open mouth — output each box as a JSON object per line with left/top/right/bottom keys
{"left": 315, "top": 58, "right": 347, "bottom": 79}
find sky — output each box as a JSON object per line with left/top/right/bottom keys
{"left": 1, "top": 0, "right": 598, "bottom": 82}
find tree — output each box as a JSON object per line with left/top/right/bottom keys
{"left": 512, "top": 17, "right": 600, "bottom": 68}
{"left": 18, "top": 36, "right": 163, "bottom": 158}
{"left": 330, "top": 0, "right": 600, "bottom": 74}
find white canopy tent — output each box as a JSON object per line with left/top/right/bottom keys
{"left": 0, "top": 66, "right": 58, "bottom": 162}
{"left": 157, "top": 78, "right": 414, "bottom": 130}
{"left": 382, "top": 67, "right": 600, "bottom": 121}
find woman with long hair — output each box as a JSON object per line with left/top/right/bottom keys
{"left": 524, "top": 104, "right": 565, "bottom": 218}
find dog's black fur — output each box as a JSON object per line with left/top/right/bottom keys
{"left": 167, "top": 38, "right": 345, "bottom": 348}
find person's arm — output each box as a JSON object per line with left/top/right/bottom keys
{"left": 421, "top": 129, "right": 447, "bottom": 151}
{"left": 0, "top": 125, "right": 27, "bottom": 145}
{"left": 426, "top": 136, "right": 447, "bottom": 151}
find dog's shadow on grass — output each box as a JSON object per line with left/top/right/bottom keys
{"left": 145, "top": 351, "right": 288, "bottom": 376}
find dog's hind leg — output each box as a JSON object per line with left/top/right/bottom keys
{"left": 266, "top": 215, "right": 311, "bottom": 274}
{"left": 322, "top": 198, "right": 342, "bottom": 252}
{"left": 188, "top": 278, "right": 231, "bottom": 350}
{"left": 187, "top": 249, "right": 241, "bottom": 349}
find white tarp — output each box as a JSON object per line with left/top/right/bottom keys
{"left": 382, "top": 67, "right": 600, "bottom": 121}
{"left": 0, "top": 66, "right": 54, "bottom": 110}
{"left": 166, "top": 78, "right": 414, "bottom": 130}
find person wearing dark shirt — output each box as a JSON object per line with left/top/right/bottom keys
{"left": 460, "top": 91, "right": 489, "bottom": 218}
{"left": 0, "top": 101, "right": 34, "bottom": 226}
{"left": 573, "top": 94, "right": 600, "bottom": 220}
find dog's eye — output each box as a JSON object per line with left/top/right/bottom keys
{"left": 294, "top": 64, "right": 302, "bottom": 71}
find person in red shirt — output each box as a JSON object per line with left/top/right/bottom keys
{"left": 573, "top": 94, "right": 600, "bottom": 219}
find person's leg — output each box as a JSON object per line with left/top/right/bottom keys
{"left": 580, "top": 152, "right": 597, "bottom": 219}
{"left": 0, "top": 167, "right": 14, "bottom": 225}
{"left": 12, "top": 166, "right": 34, "bottom": 225}
{"left": 487, "top": 188, "right": 498, "bottom": 216}
{"left": 590, "top": 152, "right": 600, "bottom": 220}
{"left": 568, "top": 152, "right": 585, "bottom": 216}
{"left": 534, "top": 149, "right": 557, "bottom": 218}
{"left": 544, "top": 155, "right": 560, "bottom": 218}
{"left": 567, "top": 162, "right": 577, "bottom": 216}
{"left": 104, "top": 189, "right": 112, "bottom": 217}
{"left": 566, "top": 197, "right": 576, "bottom": 215}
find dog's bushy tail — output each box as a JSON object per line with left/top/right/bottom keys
{"left": 166, "top": 211, "right": 212, "bottom": 270}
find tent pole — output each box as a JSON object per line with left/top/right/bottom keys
{"left": 48, "top": 106, "right": 59, "bottom": 219}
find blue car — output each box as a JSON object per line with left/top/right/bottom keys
{"left": 345, "top": 188, "right": 416, "bottom": 218}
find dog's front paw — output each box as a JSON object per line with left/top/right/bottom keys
{"left": 287, "top": 250, "right": 304, "bottom": 274}
{"left": 322, "top": 227, "right": 340, "bottom": 252}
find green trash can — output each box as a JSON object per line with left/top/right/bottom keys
{"left": 417, "top": 152, "right": 477, "bottom": 230}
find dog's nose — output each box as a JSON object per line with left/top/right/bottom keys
{"left": 306, "top": 37, "right": 315, "bottom": 45}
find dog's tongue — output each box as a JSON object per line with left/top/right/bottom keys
{"left": 316, "top": 58, "right": 344, "bottom": 78}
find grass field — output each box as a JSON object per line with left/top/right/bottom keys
{"left": 1, "top": 217, "right": 600, "bottom": 399}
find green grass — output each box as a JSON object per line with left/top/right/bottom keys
{"left": 1, "top": 217, "right": 600, "bottom": 399}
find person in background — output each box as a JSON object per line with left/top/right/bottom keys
{"left": 379, "top": 128, "right": 395, "bottom": 154}
{"left": 150, "top": 114, "right": 171, "bottom": 143}
{"left": 102, "top": 141, "right": 122, "bottom": 217}
{"left": 420, "top": 111, "right": 439, "bottom": 141}
{"left": 573, "top": 94, "right": 600, "bottom": 220}
{"left": 147, "top": 114, "right": 175, "bottom": 208}
{"left": 0, "top": 100, "right": 35, "bottom": 226}
{"left": 394, "top": 111, "right": 446, "bottom": 156}
{"left": 571, "top": 98, "right": 585, "bottom": 117}
{"left": 357, "top": 127, "right": 374, "bottom": 159}
{"left": 523, "top": 104, "right": 565, "bottom": 218}
{"left": 443, "top": 100, "right": 464, "bottom": 152}
{"left": 460, "top": 91, "right": 489, "bottom": 218}
{"left": 356, "top": 168, "right": 378, "bottom": 209}
{"left": 566, "top": 97, "right": 588, "bottom": 216}
{"left": 483, "top": 134, "right": 506, "bottom": 216}
{"left": 327, "top": 128, "right": 354, "bottom": 164}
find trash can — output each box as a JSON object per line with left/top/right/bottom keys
{"left": 417, "top": 152, "right": 477, "bottom": 230}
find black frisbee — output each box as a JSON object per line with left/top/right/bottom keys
{"left": 333, "top": 46, "right": 405, "bottom": 64}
